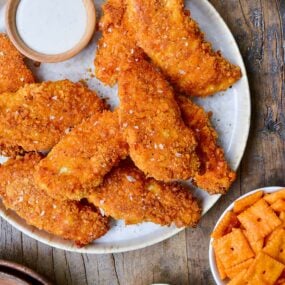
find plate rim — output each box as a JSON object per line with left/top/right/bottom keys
{"left": 0, "top": 0, "right": 251, "bottom": 254}
{"left": 208, "top": 186, "right": 284, "bottom": 285}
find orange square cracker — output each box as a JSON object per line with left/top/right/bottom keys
{"left": 211, "top": 210, "right": 240, "bottom": 239}
{"left": 213, "top": 228, "right": 254, "bottom": 269}
{"left": 264, "top": 189, "right": 285, "bottom": 204}
{"left": 215, "top": 254, "right": 227, "bottom": 280}
{"left": 267, "top": 212, "right": 285, "bottom": 243}
{"left": 233, "top": 190, "right": 264, "bottom": 214}
{"left": 263, "top": 228, "right": 285, "bottom": 264}
{"left": 243, "top": 229, "right": 264, "bottom": 254}
{"left": 225, "top": 258, "right": 254, "bottom": 279}
{"left": 245, "top": 252, "right": 285, "bottom": 285}
{"left": 271, "top": 199, "right": 285, "bottom": 213}
{"left": 237, "top": 199, "right": 281, "bottom": 241}
{"left": 228, "top": 269, "right": 247, "bottom": 285}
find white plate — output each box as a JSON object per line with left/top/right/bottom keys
{"left": 209, "top": 186, "right": 284, "bottom": 285}
{"left": 0, "top": 0, "right": 250, "bottom": 253}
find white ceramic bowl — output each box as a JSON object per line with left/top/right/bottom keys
{"left": 209, "top": 186, "right": 284, "bottom": 285}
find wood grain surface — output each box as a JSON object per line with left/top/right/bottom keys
{"left": 0, "top": 1, "right": 284, "bottom": 284}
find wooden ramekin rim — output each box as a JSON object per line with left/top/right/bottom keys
{"left": 0, "top": 259, "right": 52, "bottom": 284}
{"left": 5, "top": 0, "right": 96, "bottom": 63}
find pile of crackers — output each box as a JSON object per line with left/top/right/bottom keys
{"left": 211, "top": 189, "right": 285, "bottom": 284}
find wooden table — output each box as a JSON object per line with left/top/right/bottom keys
{"left": 0, "top": 1, "right": 284, "bottom": 284}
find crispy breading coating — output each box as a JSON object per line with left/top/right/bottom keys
{"left": 0, "top": 34, "right": 35, "bottom": 93}
{"left": 0, "top": 154, "right": 109, "bottom": 246}
{"left": 118, "top": 59, "right": 200, "bottom": 181}
{"left": 99, "top": 0, "right": 125, "bottom": 28}
{"left": 95, "top": 0, "right": 145, "bottom": 85}
{"left": 95, "top": 2, "right": 234, "bottom": 191}
{"left": 95, "top": 26, "right": 145, "bottom": 86}
{"left": 0, "top": 80, "right": 104, "bottom": 156}
{"left": 88, "top": 161, "right": 201, "bottom": 227}
{"left": 177, "top": 95, "right": 236, "bottom": 194}
{"left": 34, "top": 111, "right": 128, "bottom": 201}
{"left": 125, "top": 0, "right": 241, "bottom": 97}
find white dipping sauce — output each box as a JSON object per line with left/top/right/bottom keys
{"left": 16, "top": 0, "right": 87, "bottom": 55}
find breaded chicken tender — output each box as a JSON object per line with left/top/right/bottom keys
{"left": 95, "top": 3, "right": 234, "bottom": 191}
{"left": 118, "top": 59, "right": 199, "bottom": 181}
{"left": 0, "top": 154, "right": 109, "bottom": 246}
{"left": 125, "top": 0, "right": 241, "bottom": 97}
{"left": 0, "top": 80, "right": 104, "bottom": 156}
{"left": 95, "top": 0, "right": 145, "bottom": 85}
{"left": 0, "top": 34, "right": 35, "bottom": 93}
{"left": 177, "top": 96, "right": 236, "bottom": 194}
{"left": 34, "top": 111, "right": 128, "bottom": 201}
{"left": 88, "top": 161, "right": 201, "bottom": 227}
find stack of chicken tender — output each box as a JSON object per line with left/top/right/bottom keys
{"left": 0, "top": 0, "right": 241, "bottom": 247}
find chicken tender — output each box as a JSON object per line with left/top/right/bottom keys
{"left": 118, "top": 59, "right": 199, "bottom": 181}
{"left": 95, "top": 0, "right": 145, "bottom": 85}
{"left": 34, "top": 111, "right": 128, "bottom": 201}
{"left": 177, "top": 96, "right": 236, "bottom": 194}
{"left": 88, "top": 161, "right": 201, "bottom": 227}
{"left": 0, "top": 34, "right": 34, "bottom": 93}
{"left": 0, "top": 154, "right": 109, "bottom": 246}
{"left": 96, "top": 3, "right": 234, "bottom": 191}
{"left": 125, "top": 0, "right": 241, "bottom": 97}
{"left": 0, "top": 80, "right": 104, "bottom": 156}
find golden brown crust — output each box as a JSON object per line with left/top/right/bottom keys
{"left": 95, "top": 0, "right": 145, "bottom": 85}
{"left": 34, "top": 111, "right": 128, "bottom": 201}
{"left": 125, "top": 0, "right": 241, "bottom": 97}
{"left": 0, "top": 34, "right": 35, "bottom": 93}
{"left": 99, "top": 0, "right": 125, "bottom": 28}
{"left": 0, "top": 80, "right": 104, "bottom": 156}
{"left": 118, "top": 60, "right": 200, "bottom": 181}
{"left": 95, "top": 0, "right": 240, "bottom": 97}
{"left": 177, "top": 95, "right": 236, "bottom": 194}
{"left": 0, "top": 153, "right": 109, "bottom": 246}
{"left": 0, "top": 143, "right": 25, "bottom": 157}
{"left": 88, "top": 160, "right": 201, "bottom": 227}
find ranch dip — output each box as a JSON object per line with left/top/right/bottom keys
{"left": 16, "top": 0, "right": 87, "bottom": 55}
